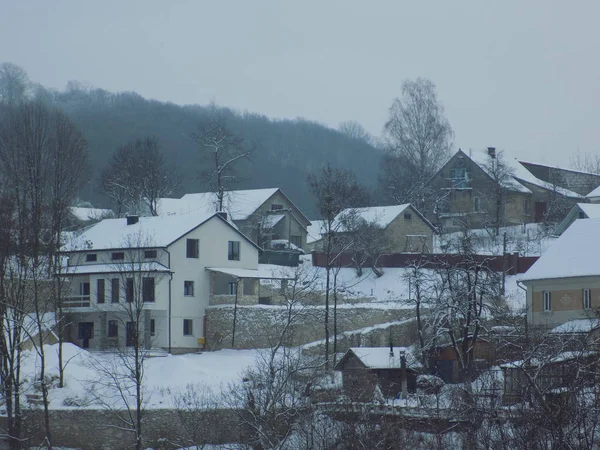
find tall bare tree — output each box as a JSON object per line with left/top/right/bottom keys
{"left": 381, "top": 78, "right": 453, "bottom": 209}
{"left": 0, "top": 101, "right": 87, "bottom": 449}
{"left": 191, "top": 106, "right": 252, "bottom": 211}
{"left": 0, "top": 62, "right": 30, "bottom": 106}
{"left": 100, "top": 137, "right": 180, "bottom": 216}
{"left": 569, "top": 149, "right": 600, "bottom": 174}
{"left": 338, "top": 120, "right": 373, "bottom": 145}
{"left": 308, "top": 164, "right": 369, "bottom": 369}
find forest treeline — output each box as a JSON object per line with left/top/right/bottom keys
{"left": 34, "top": 82, "right": 382, "bottom": 217}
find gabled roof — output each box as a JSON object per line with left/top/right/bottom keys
{"left": 67, "top": 213, "right": 260, "bottom": 252}
{"left": 334, "top": 347, "right": 423, "bottom": 371}
{"left": 307, "top": 219, "right": 326, "bottom": 244}
{"left": 555, "top": 203, "right": 600, "bottom": 235}
{"left": 520, "top": 218, "right": 600, "bottom": 282}
{"left": 332, "top": 204, "right": 436, "bottom": 233}
{"left": 154, "top": 188, "right": 311, "bottom": 226}
{"left": 549, "top": 319, "right": 600, "bottom": 335}
{"left": 587, "top": 185, "right": 600, "bottom": 199}
{"left": 443, "top": 149, "right": 584, "bottom": 199}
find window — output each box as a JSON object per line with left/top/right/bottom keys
{"left": 404, "top": 212, "right": 412, "bottom": 220}
{"left": 186, "top": 239, "right": 199, "bottom": 258}
{"left": 78, "top": 322, "right": 94, "bottom": 340}
{"left": 142, "top": 277, "right": 155, "bottom": 302}
{"left": 228, "top": 241, "right": 240, "bottom": 261}
{"left": 86, "top": 254, "right": 97, "bottom": 262}
{"left": 583, "top": 289, "right": 591, "bottom": 310}
{"left": 80, "top": 282, "right": 90, "bottom": 296}
{"left": 524, "top": 199, "right": 531, "bottom": 214}
{"left": 108, "top": 320, "right": 118, "bottom": 338}
{"left": 150, "top": 319, "right": 155, "bottom": 336}
{"left": 184, "top": 281, "right": 195, "bottom": 296}
{"left": 229, "top": 282, "right": 238, "bottom": 295}
{"left": 543, "top": 291, "right": 552, "bottom": 312}
{"left": 111, "top": 278, "right": 119, "bottom": 303}
{"left": 450, "top": 168, "right": 470, "bottom": 188}
{"left": 271, "top": 204, "right": 284, "bottom": 211}
{"left": 183, "top": 319, "right": 193, "bottom": 336}
{"left": 144, "top": 249, "right": 157, "bottom": 259}
{"left": 126, "top": 278, "right": 134, "bottom": 303}
{"left": 97, "top": 279, "right": 105, "bottom": 304}
{"left": 111, "top": 252, "right": 125, "bottom": 261}
{"left": 473, "top": 197, "right": 481, "bottom": 212}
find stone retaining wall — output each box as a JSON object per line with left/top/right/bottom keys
{"left": 205, "top": 304, "right": 414, "bottom": 350}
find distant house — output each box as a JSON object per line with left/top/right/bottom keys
{"left": 60, "top": 212, "right": 263, "bottom": 353}
{"left": 519, "top": 161, "right": 600, "bottom": 197}
{"left": 306, "top": 220, "right": 326, "bottom": 252}
{"left": 587, "top": 185, "right": 600, "bottom": 203}
{"left": 427, "top": 148, "right": 584, "bottom": 231}
{"left": 152, "top": 188, "right": 311, "bottom": 250}
{"left": 68, "top": 206, "right": 113, "bottom": 229}
{"left": 331, "top": 204, "right": 436, "bottom": 253}
{"left": 334, "top": 347, "right": 423, "bottom": 401}
{"left": 429, "top": 338, "right": 493, "bottom": 383}
{"left": 520, "top": 218, "right": 600, "bottom": 329}
{"left": 554, "top": 203, "right": 600, "bottom": 235}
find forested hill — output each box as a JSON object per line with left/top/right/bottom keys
{"left": 45, "top": 87, "right": 382, "bottom": 218}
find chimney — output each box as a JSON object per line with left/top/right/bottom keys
{"left": 217, "top": 211, "right": 228, "bottom": 221}
{"left": 126, "top": 215, "right": 139, "bottom": 226}
{"left": 487, "top": 147, "right": 496, "bottom": 159}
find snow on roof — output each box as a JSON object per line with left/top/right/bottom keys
{"left": 179, "top": 188, "right": 280, "bottom": 220}
{"left": 465, "top": 149, "right": 584, "bottom": 198}
{"left": 520, "top": 160, "right": 600, "bottom": 177}
{"left": 342, "top": 347, "right": 422, "bottom": 370}
{"left": 262, "top": 214, "right": 285, "bottom": 229}
{"left": 577, "top": 203, "right": 600, "bottom": 219}
{"left": 69, "top": 213, "right": 217, "bottom": 250}
{"left": 587, "top": 185, "right": 600, "bottom": 198}
{"left": 70, "top": 207, "right": 113, "bottom": 221}
{"left": 307, "top": 220, "right": 326, "bottom": 244}
{"left": 206, "top": 267, "right": 293, "bottom": 279}
{"left": 65, "top": 262, "right": 171, "bottom": 275}
{"left": 554, "top": 203, "right": 600, "bottom": 235}
{"left": 520, "top": 218, "right": 600, "bottom": 282}
{"left": 333, "top": 204, "right": 411, "bottom": 231}
{"left": 549, "top": 319, "right": 600, "bottom": 334}
{"left": 501, "top": 351, "right": 597, "bottom": 369}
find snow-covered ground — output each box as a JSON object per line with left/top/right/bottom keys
{"left": 18, "top": 343, "right": 259, "bottom": 410}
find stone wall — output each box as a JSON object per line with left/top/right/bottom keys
{"left": 205, "top": 304, "right": 414, "bottom": 350}
{"left": 6, "top": 408, "right": 245, "bottom": 450}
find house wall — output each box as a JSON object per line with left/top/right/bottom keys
{"left": 385, "top": 206, "right": 434, "bottom": 252}
{"left": 167, "top": 216, "right": 259, "bottom": 351}
{"left": 427, "top": 152, "right": 535, "bottom": 231}
{"left": 236, "top": 190, "right": 309, "bottom": 249}
{"left": 526, "top": 276, "right": 600, "bottom": 328}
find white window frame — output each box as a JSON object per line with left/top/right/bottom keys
{"left": 543, "top": 291, "right": 552, "bottom": 312}
{"left": 583, "top": 289, "right": 591, "bottom": 310}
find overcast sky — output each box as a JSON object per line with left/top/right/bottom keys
{"left": 1, "top": 0, "right": 599, "bottom": 165}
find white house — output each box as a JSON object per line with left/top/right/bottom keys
{"left": 61, "top": 212, "right": 261, "bottom": 353}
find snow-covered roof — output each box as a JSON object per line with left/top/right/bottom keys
{"left": 501, "top": 351, "right": 597, "bottom": 369}
{"left": 206, "top": 267, "right": 293, "bottom": 279}
{"left": 68, "top": 213, "right": 219, "bottom": 250}
{"left": 307, "top": 220, "right": 326, "bottom": 244}
{"left": 587, "top": 185, "right": 600, "bottom": 199}
{"left": 64, "top": 262, "right": 171, "bottom": 275}
{"left": 463, "top": 149, "right": 584, "bottom": 198}
{"left": 70, "top": 207, "right": 113, "bottom": 221}
{"left": 549, "top": 319, "right": 600, "bottom": 334}
{"left": 179, "top": 188, "right": 279, "bottom": 220}
{"left": 555, "top": 203, "right": 600, "bottom": 235}
{"left": 334, "top": 204, "right": 411, "bottom": 229}
{"left": 520, "top": 218, "right": 600, "bottom": 282}
{"left": 262, "top": 214, "right": 285, "bottom": 229}
{"left": 337, "top": 347, "right": 423, "bottom": 370}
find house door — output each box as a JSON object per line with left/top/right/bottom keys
{"left": 126, "top": 322, "right": 135, "bottom": 347}
{"left": 534, "top": 201, "right": 547, "bottom": 223}
{"left": 78, "top": 322, "right": 94, "bottom": 349}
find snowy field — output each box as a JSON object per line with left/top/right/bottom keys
{"left": 18, "top": 343, "right": 259, "bottom": 411}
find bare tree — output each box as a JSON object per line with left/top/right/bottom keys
{"left": 0, "top": 62, "right": 30, "bottom": 106}
{"left": 0, "top": 101, "right": 88, "bottom": 449}
{"left": 192, "top": 106, "right": 252, "bottom": 211}
{"left": 381, "top": 78, "right": 453, "bottom": 209}
{"left": 569, "top": 149, "right": 600, "bottom": 174}
{"left": 99, "top": 137, "right": 179, "bottom": 216}
{"left": 480, "top": 149, "right": 516, "bottom": 235}
{"left": 308, "top": 164, "right": 370, "bottom": 369}
{"left": 338, "top": 120, "right": 373, "bottom": 145}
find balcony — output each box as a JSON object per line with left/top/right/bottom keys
{"left": 64, "top": 295, "right": 91, "bottom": 308}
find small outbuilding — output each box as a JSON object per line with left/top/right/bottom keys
{"left": 334, "top": 346, "right": 423, "bottom": 401}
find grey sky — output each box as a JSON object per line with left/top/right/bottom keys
{"left": 1, "top": 0, "right": 599, "bottom": 166}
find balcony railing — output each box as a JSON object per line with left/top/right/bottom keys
{"left": 63, "top": 296, "right": 91, "bottom": 308}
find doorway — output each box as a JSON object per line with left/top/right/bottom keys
{"left": 78, "top": 322, "right": 94, "bottom": 349}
